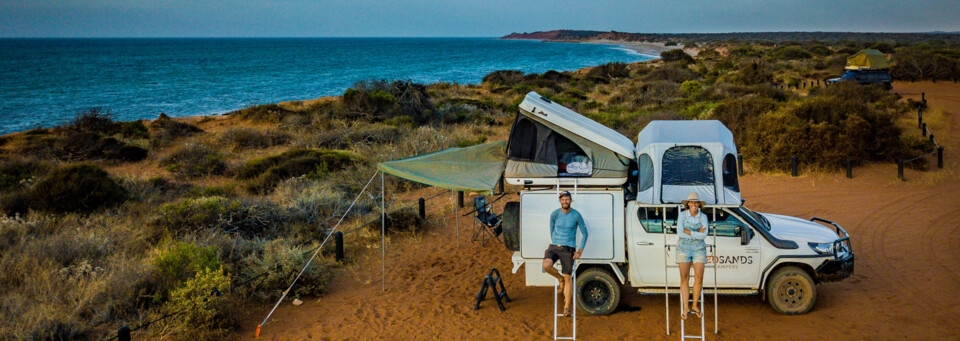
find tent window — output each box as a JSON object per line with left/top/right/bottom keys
{"left": 662, "top": 146, "right": 714, "bottom": 186}
{"left": 638, "top": 153, "right": 654, "bottom": 191}
{"left": 555, "top": 134, "right": 591, "bottom": 176}
{"left": 722, "top": 153, "right": 739, "bottom": 192}
{"left": 508, "top": 118, "right": 537, "bottom": 161}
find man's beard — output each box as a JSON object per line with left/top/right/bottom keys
{"left": 561, "top": 203, "right": 570, "bottom": 209}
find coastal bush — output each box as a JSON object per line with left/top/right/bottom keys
{"left": 661, "top": 49, "right": 694, "bottom": 64}
{"left": 230, "top": 103, "right": 296, "bottom": 123}
{"left": 482, "top": 70, "right": 526, "bottom": 87}
{"left": 711, "top": 96, "right": 778, "bottom": 146}
{"left": 237, "top": 148, "right": 357, "bottom": 193}
{"left": 154, "top": 241, "right": 220, "bottom": 296}
{"left": 117, "top": 120, "right": 150, "bottom": 139}
{"left": 162, "top": 267, "right": 234, "bottom": 340}
{"left": 66, "top": 108, "right": 116, "bottom": 134}
{"left": 242, "top": 239, "right": 335, "bottom": 300}
{"left": 219, "top": 128, "right": 291, "bottom": 151}
{"left": 339, "top": 80, "right": 434, "bottom": 124}
{"left": 153, "top": 196, "right": 282, "bottom": 236}
{"left": 30, "top": 164, "right": 127, "bottom": 213}
{"left": 772, "top": 46, "right": 813, "bottom": 60}
{"left": 51, "top": 131, "right": 148, "bottom": 162}
{"left": 160, "top": 144, "right": 226, "bottom": 178}
{"left": 679, "top": 80, "right": 703, "bottom": 96}
{"left": 585, "top": 62, "right": 630, "bottom": 83}
{"left": 736, "top": 62, "right": 773, "bottom": 85}
{"left": 641, "top": 64, "right": 699, "bottom": 83}
{"left": 150, "top": 116, "right": 203, "bottom": 148}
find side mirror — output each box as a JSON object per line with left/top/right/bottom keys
{"left": 740, "top": 227, "right": 754, "bottom": 245}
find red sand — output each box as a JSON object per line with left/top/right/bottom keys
{"left": 239, "top": 82, "right": 960, "bottom": 340}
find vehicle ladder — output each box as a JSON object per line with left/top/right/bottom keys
{"left": 663, "top": 207, "right": 720, "bottom": 340}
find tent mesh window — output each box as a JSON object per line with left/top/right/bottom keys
{"left": 662, "top": 146, "right": 714, "bottom": 186}
{"left": 638, "top": 153, "right": 654, "bottom": 191}
{"left": 507, "top": 118, "right": 538, "bottom": 161}
{"left": 722, "top": 153, "right": 739, "bottom": 192}
{"left": 555, "top": 134, "right": 591, "bottom": 177}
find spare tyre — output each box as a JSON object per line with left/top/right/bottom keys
{"left": 501, "top": 201, "right": 520, "bottom": 251}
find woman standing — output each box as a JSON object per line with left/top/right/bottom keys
{"left": 677, "top": 192, "right": 708, "bottom": 319}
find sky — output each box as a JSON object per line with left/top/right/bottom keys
{"left": 1, "top": 0, "right": 959, "bottom": 38}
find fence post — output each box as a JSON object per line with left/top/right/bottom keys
{"left": 737, "top": 154, "right": 744, "bottom": 176}
{"left": 897, "top": 160, "right": 904, "bottom": 181}
{"left": 846, "top": 158, "right": 853, "bottom": 179}
{"left": 922, "top": 92, "right": 926, "bottom": 103}
{"left": 418, "top": 198, "right": 425, "bottom": 220}
{"left": 930, "top": 134, "right": 935, "bottom": 144}
{"left": 498, "top": 177, "right": 505, "bottom": 194}
{"left": 334, "top": 232, "right": 344, "bottom": 262}
{"left": 922, "top": 123, "right": 927, "bottom": 137}
{"left": 458, "top": 191, "right": 464, "bottom": 208}
{"left": 791, "top": 156, "right": 798, "bottom": 177}
{"left": 918, "top": 107, "right": 923, "bottom": 128}
{"left": 118, "top": 326, "right": 130, "bottom": 341}
{"left": 938, "top": 147, "right": 944, "bottom": 169}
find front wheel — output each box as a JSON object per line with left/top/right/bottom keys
{"left": 575, "top": 268, "right": 621, "bottom": 315}
{"left": 766, "top": 266, "right": 817, "bottom": 314}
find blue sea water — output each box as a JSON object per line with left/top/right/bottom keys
{"left": 0, "top": 38, "right": 653, "bottom": 135}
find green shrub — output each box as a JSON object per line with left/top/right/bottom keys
{"left": 163, "top": 267, "right": 233, "bottom": 340}
{"left": 0, "top": 159, "right": 46, "bottom": 192}
{"left": 117, "top": 120, "right": 149, "bottom": 139}
{"left": 30, "top": 164, "right": 127, "bottom": 213}
{"left": 160, "top": 144, "right": 226, "bottom": 178}
{"left": 773, "top": 46, "right": 813, "bottom": 60}
{"left": 679, "top": 80, "right": 703, "bottom": 96}
{"left": 154, "top": 196, "right": 282, "bottom": 236}
{"left": 51, "top": 131, "right": 148, "bottom": 162}
{"left": 154, "top": 241, "right": 220, "bottom": 290}
{"left": 150, "top": 116, "right": 203, "bottom": 148}
{"left": 661, "top": 49, "right": 694, "bottom": 64}
{"left": 243, "top": 239, "right": 335, "bottom": 300}
{"left": 229, "top": 104, "right": 296, "bottom": 123}
{"left": 219, "top": 128, "right": 290, "bottom": 151}
{"left": 585, "top": 62, "right": 630, "bottom": 82}
{"left": 66, "top": 108, "right": 116, "bottom": 134}
{"left": 482, "top": 70, "right": 525, "bottom": 87}
{"left": 339, "top": 80, "right": 434, "bottom": 124}
{"left": 238, "top": 149, "right": 357, "bottom": 193}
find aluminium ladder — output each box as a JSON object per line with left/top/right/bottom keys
{"left": 663, "top": 207, "right": 720, "bottom": 340}
{"left": 553, "top": 261, "right": 577, "bottom": 340}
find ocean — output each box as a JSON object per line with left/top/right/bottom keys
{"left": 0, "top": 38, "right": 653, "bottom": 135}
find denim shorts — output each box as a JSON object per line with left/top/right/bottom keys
{"left": 677, "top": 239, "right": 707, "bottom": 264}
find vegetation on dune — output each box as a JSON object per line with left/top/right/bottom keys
{"left": 2, "top": 35, "right": 958, "bottom": 339}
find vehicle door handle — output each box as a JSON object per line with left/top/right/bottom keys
{"left": 637, "top": 241, "right": 654, "bottom": 246}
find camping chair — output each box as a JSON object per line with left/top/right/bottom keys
{"left": 473, "top": 196, "right": 503, "bottom": 245}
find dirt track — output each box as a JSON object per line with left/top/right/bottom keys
{"left": 239, "top": 82, "right": 960, "bottom": 340}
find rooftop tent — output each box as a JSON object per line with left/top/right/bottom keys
{"left": 845, "top": 49, "right": 889, "bottom": 70}
{"left": 635, "top": 120, "right": 741, "bottom": 206}
{"left": 505, "top": 92, "right": 635, "bottom": 186}
{"left": 377, "top": 140, "right": 507, "bottom": 194}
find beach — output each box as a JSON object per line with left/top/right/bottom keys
{"left": 585, "top": 39, "right": 696, "bottom": 57}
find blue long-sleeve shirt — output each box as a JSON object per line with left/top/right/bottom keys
{"left": 677, "top": 209, "right": 709, "bottom": 240}
{"left": 550, "top": 208, "right": 588, "bottom": 250}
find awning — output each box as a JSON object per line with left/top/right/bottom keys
{"left": 377, "top": 140, "right": 507, "bottom": 194}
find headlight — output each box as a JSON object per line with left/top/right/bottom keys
{"left": 808, "top": 242, "right": 835, "bottom": 255}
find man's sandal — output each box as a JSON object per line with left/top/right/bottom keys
{"left": 563, "top": 307, "right": 573, "bottom": 317}
{"left": 691, "top": 308, "right": 703, "bottom": 319}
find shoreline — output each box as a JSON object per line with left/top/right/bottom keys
{"left": 582, "top": 39, "right": 699, "bottom": 57}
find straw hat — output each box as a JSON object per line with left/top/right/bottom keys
{"left": 681, "top": 192, "right": 705, "bottom": 206}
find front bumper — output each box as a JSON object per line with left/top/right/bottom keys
{"left": 810, "top": 217, "right": 854, "bottom": 282}
{"left": 816, "top": 252, "right": 854, "bottom": 282}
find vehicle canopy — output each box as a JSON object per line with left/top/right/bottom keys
{"left": 845, "top": 49, "right": 889, "bottom": 70}
{"left": 505, "top": 92, "right": 634, "bottom": 184}
{"left": 635, "top": 120, "right": 741, "bottom": 205}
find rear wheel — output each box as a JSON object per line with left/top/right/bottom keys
{"left": 576, "top": 267, "right": 621, "bottom": 315}
{"left": 766, "top": 266, "right": 816, "bottom": 314}
{"left": 501, "top": 202, "right": 519, "bottom": 251}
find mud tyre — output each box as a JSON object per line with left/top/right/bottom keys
{"left": 766, "top": 266, "right": 816, "bottom": 314}
{"left": 501, "top": 201, "right": 520, "bottom": 251}
{"left": 576, "top": 267, "right": 621, "bottom": 315}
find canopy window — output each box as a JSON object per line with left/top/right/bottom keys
{"left": 722, "top": 153, "right": 739, "bottom": 192}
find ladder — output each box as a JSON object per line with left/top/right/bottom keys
{"left": 553, "top": 262, "right": 577, "bottom": 340}
{"left": 663, "top": 207, "right": 720, "bottom": 340}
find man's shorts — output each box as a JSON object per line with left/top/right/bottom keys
{"left": 676, "top": 239, "right": 707, "bottom": 264}
{"left": 544, "top": 244, "right": 576, "bottom": 275}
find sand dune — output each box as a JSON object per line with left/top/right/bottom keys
{"left": 239, "top": 81, "right": 960, "bottom": 340}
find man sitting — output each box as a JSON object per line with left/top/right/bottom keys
{"left": 541, "top": 190, "right": 588, "bottom": 316}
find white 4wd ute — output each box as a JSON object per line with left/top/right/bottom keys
{"left": 502, "top": 93, "right": 853, "bottom": 315}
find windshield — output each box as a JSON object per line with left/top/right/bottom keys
{"left": 841, "top": 71, "right": 858, "bottom": 80}
{"left": 736, "top": 206, "right": 770, "bottom": 231}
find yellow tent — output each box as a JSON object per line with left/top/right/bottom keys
{"left": 846, "top": 49, "right": 889, "bottom": 70}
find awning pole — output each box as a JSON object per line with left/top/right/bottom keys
{"left": 381, "top": 171, "right": 385, "bottom": 293}
{"left": 454, "top": 189, "right": 460, "bottom": 248}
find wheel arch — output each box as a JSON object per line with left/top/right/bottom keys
{"left": 760, "top": 261, "right": 817, "bottom": 301}
{"left": 575, "top": 262, "right": 625, "bottom": 285}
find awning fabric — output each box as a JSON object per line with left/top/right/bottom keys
{"left": 377, "top": 140, "right": 507, "bottom": 194}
